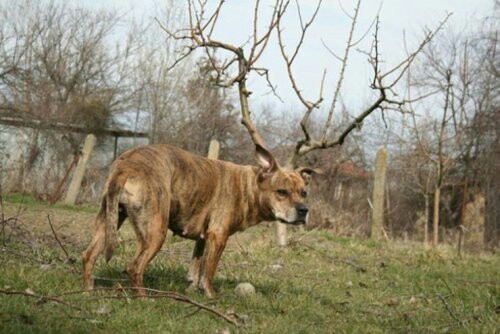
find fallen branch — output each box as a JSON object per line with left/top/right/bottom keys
{"left": 437, "top": 293, "right": 463, "bottom": 326}
{"left": 0, "top": 288, "right": 86, "bottom": 314}
{"left": 0, "top": 286, "right": 242, "bottom": 326}
{"left": 53, "top": 287, "right": 242, "bottom": 326}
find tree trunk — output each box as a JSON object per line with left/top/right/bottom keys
{"left": 484, "top": 142, "right": 500, "bottom": 249}
{"left": 371, "top": 148, "right": 388, "bottom": 241}
{"left": 432, "top": 187, "right": 441, "bottom": 247}
{"left": 424, "top": 194, "right": 429, "bottom": 244}
{"left": 63, "top": 134, "right": 96, "bottom": 205}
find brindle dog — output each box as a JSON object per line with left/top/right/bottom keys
{"left": 82, "top": 144, "right": 317, "bottom": 298}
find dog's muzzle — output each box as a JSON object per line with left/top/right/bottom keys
{"left": 296, "top": 204, "right": 308, "bottom": 221}
{"left": 277, "top": 204, "right": 309, "bottom": 225}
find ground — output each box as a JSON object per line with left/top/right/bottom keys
{"left": 0, "top": 194, "right": 498, "bottom": 333}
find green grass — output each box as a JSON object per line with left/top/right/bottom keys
{"left": 2, "top": 193, "right": 98, "bottom": 213}
{"left": 0, "top": 201, "right": 498, "bottom": 333}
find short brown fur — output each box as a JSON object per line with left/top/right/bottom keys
{"left": 82, "top": 144, "right": 313, "bottom": 298}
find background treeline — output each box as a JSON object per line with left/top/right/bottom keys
{"left": 0, "top": 1, "right": 497, "bottom": 250}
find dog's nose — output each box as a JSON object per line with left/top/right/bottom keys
{"left": 296, "top": 204, "right": 308, "bottom": 217}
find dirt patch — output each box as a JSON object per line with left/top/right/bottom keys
{"left": 2, "top": 202, "right": 96, "bottom": 248}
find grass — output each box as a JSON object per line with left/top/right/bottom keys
{"left": 3, "top": 193, "right": 98, "bottom": 213}
{"left": 0, "top": 199, "right": 498, "bottom": 333}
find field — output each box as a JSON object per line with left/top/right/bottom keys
{"left": 0, "top": 194, "right": 498, "bottom": 333}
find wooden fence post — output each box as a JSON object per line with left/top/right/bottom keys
{"left": 207, "top": 139, "right": 220, "bottom": 160}
{"left": 276, "top": 163, "right": 295, "bottom": 247}
{"left": 371, "top": 148, "right": 388, "bottom": 241}
{"left": 63, "top": 134, "right": 96, "bottom": 205}
{"left": 276, "top": 221, "right": 288, "bottom": 246}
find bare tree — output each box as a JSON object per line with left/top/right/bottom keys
{"left": 470, "top": 10, "right": 499, "bottom": 249}
{"left": 159, "top": 0, "right": 449, "bottom": 245}
{"left": 130, "top": 1, "right": 193, "bottom": 144}
{"left": 394, "top": 5, "right": 498, "bottom": 247}
{"left": 0, "top": 1, "right": 158, "bottom": 196}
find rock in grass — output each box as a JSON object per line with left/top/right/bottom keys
{"left": 235, "top": 282, "right": 255, "bottom": 297}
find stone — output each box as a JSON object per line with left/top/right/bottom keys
{"left": 234, "top": 282, "right": 256, "bottom": 297}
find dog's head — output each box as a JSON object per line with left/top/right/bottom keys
{"left": 254, "top": 144, "right": 319, "bottom": 225}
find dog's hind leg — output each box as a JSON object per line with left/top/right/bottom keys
{"left": 127, "top": 212, "right": 167, "bottom": 296}
{"left": 83, "top": 199, "right": 129, "bottom": 290}
{"left": 187, "top": 239, "right": 206, "bottom": 291}
{"left": 82, "top": 212, "right": 106, "bottom": 290}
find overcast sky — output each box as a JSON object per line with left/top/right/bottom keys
{"left": 81, "top": 0, "right": 493, "bottom": 114}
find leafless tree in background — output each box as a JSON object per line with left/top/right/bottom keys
{"left": 470, "top": 8, "right": 499, "bottom": 248}
{"left": 0, "top": 1, "right": 200, "bottom": 198}
{"left": 130, "top": 1, "right": 192, "bottom": 145}
{"left": 387, "top": 5, "right": 499, "bottom": 248}
{"left": 0, "top": 1, "right": 143, "bottom": 191}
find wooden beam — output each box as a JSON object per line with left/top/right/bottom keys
{"left": 0, "top": 116, "right": 148, "bottom": 138}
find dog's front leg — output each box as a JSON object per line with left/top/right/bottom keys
{"left": 200, "top": 231, "right": 228, "bottom": 299}
{"left": 187, "top": 239, "right": 205, "bottom": 291}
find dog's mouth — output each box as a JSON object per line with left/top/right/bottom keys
{"left": 277, "top": 218, "right": 306, "bottom": 225}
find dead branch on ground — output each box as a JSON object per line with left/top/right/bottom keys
{"left": 0, "top": 286, "right": 242, "bottom": 326}
{"left": 0, "top": 288, "right": 87, "bottom": 313}
{"left": 54, "top": 287, "right": 242, "bottom": 325}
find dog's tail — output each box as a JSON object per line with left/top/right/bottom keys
{"left": 103, "top": 173, "right": 126, "bottom": 262}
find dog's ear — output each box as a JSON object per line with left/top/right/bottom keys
{"left": 255, "top": 144, "right": 278, "bottom": 174}
{"left": 296, "top": 167, "right": 322, "bottom": 186}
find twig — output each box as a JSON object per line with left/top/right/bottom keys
{"left": 182, "top": 305, "right": 203, "bottom": 319}
{"left": 321, "top": 0, "right": 361, "bottom": 141}
{"left": 0, "top": 288, "right": 87, "bottom": 314}
{"left": 47, "top": 214, "right": 76, "bottom": 263}
{"left": 439, "top": 277, "right": 454, "bottom": 296}
{"left": 251, "top": 67, "right": 284, "bottom": 102}
{"left": 453, "top": 279, "right": 499, "bottom": 286}
{"left": 93, "top": 276, "right": 129, "bottom": 282}
{"left": 1, "top": 192, "right": 25, "bottom": 245}
{"left": 437, "top": 293, "right": 463, "bottom": 325}
{"left": 0, "top": 246, "right": 47, "bottom": 264}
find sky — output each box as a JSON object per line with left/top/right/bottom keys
{"left": 78, "top": 0, "right": 493, "bottom": 116}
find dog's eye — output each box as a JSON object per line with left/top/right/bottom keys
{"left": 276, "top": 189, "right": 289, "bottom": 197}
{"left": 300, "top": 190, "right": 308, "bottom": 198}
